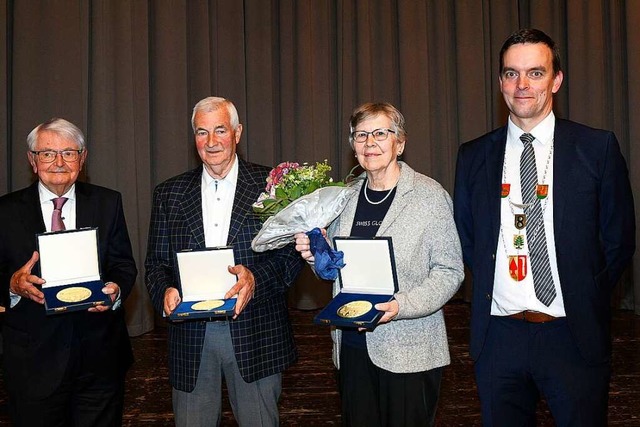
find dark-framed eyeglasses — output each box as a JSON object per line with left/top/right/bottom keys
{"left": 30, "top": 149, "right": 84, "bottom": 163}
{"left": 351, "top": 128, "right": 396, "bottom": 143}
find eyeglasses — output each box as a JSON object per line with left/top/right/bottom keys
{"left": 30, "top": 149, "right": 84, "bottom": 163}
{"left": 351, "top": 128, "right": 396, "bottom": 143}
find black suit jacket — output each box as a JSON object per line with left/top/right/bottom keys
{"left": 0, "top": 181, "right": 137, "bottom": 399}
{"left": 454, "top": 118, "right": 635, "bottom": 364}
{"left": 145, "top": 159, "right": 304, "bottom": 391}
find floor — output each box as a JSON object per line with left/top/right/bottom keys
{"left": 0, "top": 301, "right": 639, "bottom": 426}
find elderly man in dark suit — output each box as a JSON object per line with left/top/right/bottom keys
{"left": 454, "top": 29, "right": 635, "bottom": 426}
{"left": 145, "top": 96, "right": 304, "bottom": 426}
{"left": 0, "top": 118, "right": 137, "bottom": 426}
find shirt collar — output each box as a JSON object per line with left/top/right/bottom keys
{"left": 507, "top": 111, "right": 556, "bottom": 146}
{"left": 38, "top": 181, "right": 76, "bottom": 205}
{"left": 201, "top": 154, "right": 239, "bottom": 189}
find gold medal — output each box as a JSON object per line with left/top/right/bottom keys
{"left": 56, "top": 286, "right": 92, "bottom": 303}
{"left": 191, "top": 300, "right": 225, "bottom": 311}
{"left": 337, "top": 300, "right": 372, "bottom": 318}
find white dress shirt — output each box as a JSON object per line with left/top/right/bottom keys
{"left": 39, "top": 183, "right": 77, "bottom": 231}
{"left": 491, "top": 112, "right": 566, "bottom": 317}
{"left": 201, "top": 155, "right": 238, "bottom": 247}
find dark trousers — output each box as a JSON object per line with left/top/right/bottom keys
{"left": 475, "top": 316, "right": 610, "bottom": 427}
{"left": 338, "top": 343, "right": 443, "bottom": 427}
{"left": 8, "top": 349, "right": 125, "bottom": 427}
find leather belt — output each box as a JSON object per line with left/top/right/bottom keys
{"left": 508, "top": 310, "right": 557, "bottom": 323}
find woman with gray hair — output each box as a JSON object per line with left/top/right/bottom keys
{"left": 295, "top": 102, "right": 464, "bottom": 426}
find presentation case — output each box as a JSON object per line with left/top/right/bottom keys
{"left": 37, "top": 228, "right": 110, "bottom": 315}
{"left": 169, "top": 247, "right": 238, "bottom": 321}
{"left": 314, "top": 237, "right": 399, "bottom": 329}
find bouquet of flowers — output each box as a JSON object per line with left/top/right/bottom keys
{"left": 252, "top": 161, "right": 341, "bottom": 219}
{"left": 251, "top": 160, "right": 358, "bottom": 279}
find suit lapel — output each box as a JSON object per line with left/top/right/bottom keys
{"left": 227, "top": 159, "right": 259, "bottom": 245}
{"left": 552, "top": 120, "right": 573, "bottom": 234}
{"left": 21, "top": 182, "right": 47, "bottom": 233}
{"left": 75, "top": 182, "right": 94, "bottom": 228}
{"left": 377, "top": 162, "right": 412, "bottom": 236}
{"left": 181, "top": 169, "right": 206, "bottom": 248}
{"left": 486, "top": 127, "right": 507, "bottom": 241}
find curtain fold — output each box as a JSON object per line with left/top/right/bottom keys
{"left": 88, "top": 1, "right": 155, "bottom": 336}
{"left": 0, "top": 0, "right": 8, "bottom": 193}
{"left": 1, "top": 0, "right": 638, "bottom": 336}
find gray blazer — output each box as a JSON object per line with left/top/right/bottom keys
{"left": 328, "top": 162, "right": 464, "bottom": 373}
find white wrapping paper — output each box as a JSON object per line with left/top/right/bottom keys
{"left": 251, "top": 185, "right": 358, "bottom": 252}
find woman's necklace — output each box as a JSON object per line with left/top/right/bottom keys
{"left": 363, "top": 176, "right": 399, "bottom": 205}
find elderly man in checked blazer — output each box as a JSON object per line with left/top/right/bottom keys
{"left": 145, "top": 97, "right": 304, "bottom": 426}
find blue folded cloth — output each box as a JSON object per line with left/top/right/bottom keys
{"left": 306, "top": 228, "right": 345, "bottom": 281}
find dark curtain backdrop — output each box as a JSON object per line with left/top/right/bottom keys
{"left": 1, "top": 0, "right": 638, "bottom": 336}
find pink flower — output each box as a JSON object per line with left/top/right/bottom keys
{"left": 265, "top": 162, "right": 299, "bottom": 192}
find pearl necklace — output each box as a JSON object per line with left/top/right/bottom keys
{"left": 363, "top": 177, "right": 399, "bottom": 205}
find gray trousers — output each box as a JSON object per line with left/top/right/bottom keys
{"left": 172, "top": 321, "right": 281, "bottom": 427}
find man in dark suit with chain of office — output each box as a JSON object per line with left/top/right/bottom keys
{"left": 454, "top": 29, "right": 635, "bottom": 426}
{"left": 145, "top": 96, "right": 304, "bottom": 426}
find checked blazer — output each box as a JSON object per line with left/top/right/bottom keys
{"left": 145, "top": 158, "right": 304, "bottom": 391}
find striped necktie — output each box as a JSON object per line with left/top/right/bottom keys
{"left": 520, "top": 133, "right": 556, "bottom": 306}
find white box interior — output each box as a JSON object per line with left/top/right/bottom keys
{"left": 334, "top": 238, "right": 396, "bottom": 295}
{"left": 38, "top": 229, "right": 101, "bottom": 288}
{"left": 177, "top": 248, "right": 237, "bottom": 302}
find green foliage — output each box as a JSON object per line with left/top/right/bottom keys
{"left": 252, "top": 160, "right": 344, "bottom": 220}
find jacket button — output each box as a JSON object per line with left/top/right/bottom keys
{"left": 486, "top": 294, "right": 491, "bottom": 300}
{"left": 492, "top": 253, "right": 496, "bottom": 260}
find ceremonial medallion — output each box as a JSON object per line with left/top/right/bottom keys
{"left": 337, "top": 300, "right": 372, "bottom": 318}
{"left": 536, "top": 184, "right": 549, "bottom": 199}
{"left": 514, "top": 214, "right": 527, "bottom": 230}
{"left": 513, "top": 235, "right": 524, "bottom": 250}
{"left": 501, "top": 183, "right": 511, "bottom": 198}
{"left": 508, "top": 255, "right": 528, "bottom": 281}
{"left": 56, "top": 286, "right": 92, "bottom": 303}
{"left": 191, "top": 300, "right": 225, "bottom": 311}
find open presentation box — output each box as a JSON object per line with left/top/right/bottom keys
{"left": 169, "top": 247, "right": 238, "bottom": 321}
{"left": 314, "top": 237, "right": 399, "bottom": 329}
{"left": 38, "top": 228, "right": 110, "bottom": 315}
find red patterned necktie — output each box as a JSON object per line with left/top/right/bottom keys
{"left": 51, "top": 197, "right": 68, "bottom": 231}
